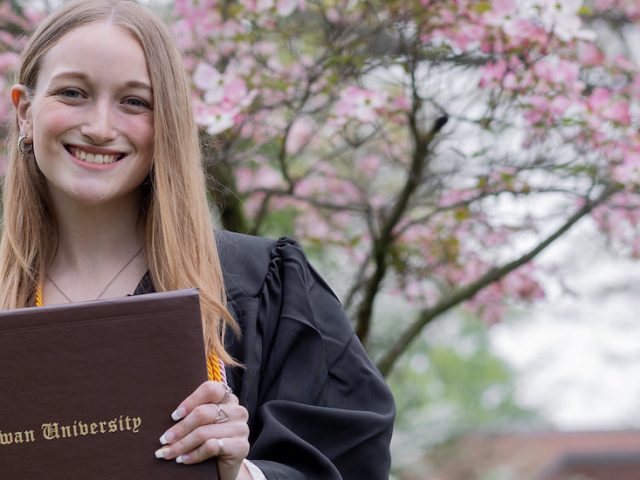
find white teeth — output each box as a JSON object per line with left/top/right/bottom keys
{"left": 70, "top": 147, "right": 119, "bottom": 165}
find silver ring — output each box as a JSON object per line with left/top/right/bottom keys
{"left": 216, "top": 438, "right": 224, "bottom": 457}
{"left": 220, "top": 384, "right": 232, "bottom": 403}
{"left": 214, "top": 404, "right": 229, "bottom": 424}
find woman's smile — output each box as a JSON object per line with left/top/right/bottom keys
{"left": 67, "top": 145, "right": 126, "bottom": 165}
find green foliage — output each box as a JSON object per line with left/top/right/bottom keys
{"left": 388, "top": 311, "right": 540, "bottom": 476}
{"left": 391, "top": 315, "right": 534, "bottom": 430}
{"left": 254, "top": 204, "right": 300, "bottom": 238}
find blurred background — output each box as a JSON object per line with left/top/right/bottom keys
{"left": 2, "top": 1, "right": 640, "bottom": 478}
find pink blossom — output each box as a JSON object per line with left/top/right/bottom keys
{"left": 239, "top": 0, "right": 258, "bottom": 12}
{"left": 438, "top": 189, "right": 477, "bottom": 208}
{"left": 503, "top": 72, "right": 519, "bottom": 90}
{"left": 602, "top": 100, "right": 631, "bottom": 125}
{"left": 219, "top": 19, "right": 246, "bottom": 39}
{"left": 522, "top": 95, "right": 549, "bottom": 125}
{"left": 194, "top": 100, "right": 238, "bottom": 134}
{"left": 192, "top": 11, "right": 225, "bottom": 42}
{"left": 334, "top": 86, "right": 387, "bottom": 123}
{"left": 577, "top": 42, "right": 605, "bottom": 67}
{"left": 326, "top": 8, "right": 341, "bottom": 23}
{"left": 296, "top": 212, "right": 330, "bottom": 239}
{"left": 614, "top": 54, "right": 635, "bottom": 72}
{"left": 234, "top": 166, "right": 255, "bottom": 193}
{"left": 276, "top": 0, "right": 304, "bottom": 16}
{"left": 256, "top": 0, "right": 274, "bottom": 11}
{"left": 193, "top": 62, "right": 224, "bottom": 102}
{"left": 285, "top": 117, "right": 316, "bottom": 155}
{"left": 391, "top": 95, "right": 411, "bottom": 112}
{"left": 193, "top": 62, "right": 254, "bottom": 113}
{"left": 358, "top": 155, "right": 381, "bottom": 177}
{"left": 482, "top": 0, "right": 518, "bottom": 28}
{"left": 503, "top": 269, "right": 545, "bottom": 301}
{"left": 452, "top": 24, "right": 486, "bottom": 50}
{"left": 503, "top": 18, "right": 548, "bottom": 45}
{"left": 587, "top": 87, "right": 610, "bottom": 110}
{"left": 538, "top": 0, "right": 595, "bottom": 41}
{"left": 0, "top": 31, "right": 15, "bottom": 46}
{"left": 549, "top": 95, "right": 572, "bottom": 116}
{"left": 0, "top": 77, "right": 11, "bottom": 123}
{"left": 223, "top": 77, "right": 249, "bottom": 105}
{"left": 534, "top": 57, "right": 581, "bottom": 88}
{"left": 172, "top": 19, "right": 197, "bottom": 51}
{"left": 254, "top": 41, "right": 278, "bottom": 56}
{"left": 587, "top": 88, "right": 631, "bottom": 125}
{"left": 613, "top": 148, "right": 640, "bottom": 184}
{"left": 252, "top": 165, "right": 284, "bottom": 189}
{"left": 479, "top": 60, "right": 508, "bottom": 88}
{"left": 0, "top": 52, "right": 19, "bottom": 73}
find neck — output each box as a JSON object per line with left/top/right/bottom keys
{"left": 57, "top": 206, "right": 142, "bottom": 268}
{"left": 44, "top": 190, "right": 148, "bottom": 303}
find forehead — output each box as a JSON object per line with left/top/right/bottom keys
{"left": 37, "top": 21, "right": 150, "bottom": 89}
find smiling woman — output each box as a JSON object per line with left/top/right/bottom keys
{"left": 0, "top": 1, "right": 395, "bottom": 479}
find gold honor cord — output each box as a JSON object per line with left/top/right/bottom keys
{"left": 35, "top": 284, "right": 225, "bottom": 383}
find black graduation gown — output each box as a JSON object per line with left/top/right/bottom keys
{"left": 134, "top": 231, "right": 395, "bottom": 479}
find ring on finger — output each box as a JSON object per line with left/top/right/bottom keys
{"left": 216, "top": 438, "right": 224, "bottom": 457}
{"left": 220, "top": 384, "right": 232, "bottom": 403}
{"left": 214, "top": 404, "right": 229, "bottom": 424}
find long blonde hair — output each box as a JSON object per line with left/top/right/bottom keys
{"left": 0, "top": 0, "right": 239, "bottom": 364}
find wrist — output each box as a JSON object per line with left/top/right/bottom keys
{"left": 240, "top": 459, "right": 266, "bottom": 480}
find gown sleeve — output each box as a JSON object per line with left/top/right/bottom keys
{"left": 217, "top": 232, "right": 395, "bottom": 480}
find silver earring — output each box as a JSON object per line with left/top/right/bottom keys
{"left": 17, "top": 133, "right": 33, "bottom": 156}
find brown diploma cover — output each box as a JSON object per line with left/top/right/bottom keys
{"left": 0, "top": 289, "right": 219, "bottom": 479}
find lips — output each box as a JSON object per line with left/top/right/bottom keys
{"left": 66, "top": 145, "right": 126, "bottom": 165}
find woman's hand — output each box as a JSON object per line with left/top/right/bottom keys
{"left": 155, "top": 381, "right": 251, "bottom": 480}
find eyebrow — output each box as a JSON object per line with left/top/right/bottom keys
{"left": 49, "top": 71, "right": 152, "bottom": 91}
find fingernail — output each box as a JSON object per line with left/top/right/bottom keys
{"left": 176, "top": 454, "right": 188, "bottom": 464}
{"left": 171, "top": 407, "right": 186, "bottom": 421}
{"left": 159, "top": 431, "right": 175, "bottom": 445}
{"left": 155, "top": 447, "right": 170, "bottom": 459}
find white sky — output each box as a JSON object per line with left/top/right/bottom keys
{"left": 491, "top": 221, "right": 640, "bottom": 430}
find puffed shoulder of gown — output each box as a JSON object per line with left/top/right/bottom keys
{"left": 135, "top": 230, "right": 396, "bottom": 479}
{"left": 217, "top": 231, "right": 395, "bottom": 479}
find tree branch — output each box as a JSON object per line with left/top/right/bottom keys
{"left": 353, "top": 44, "right": 449, "bottom": 343}
{"left": 376, "top": 183, "right": 621, "bottom": 377}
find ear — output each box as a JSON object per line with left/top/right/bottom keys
{"left": 11, "top": 84, "right": 33, "bottom": 139}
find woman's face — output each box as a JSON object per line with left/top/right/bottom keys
{"left": 15, "top": 21, "right": 154, "bottom": 207}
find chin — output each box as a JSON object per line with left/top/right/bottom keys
{"left": 65, "top": 186, "right": 137, "bottom": 207}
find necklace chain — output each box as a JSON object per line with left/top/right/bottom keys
{"left": 46, "top": 246, "right": 144, "bottom": 303}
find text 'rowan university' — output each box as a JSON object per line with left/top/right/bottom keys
{"left": 0, "top": 415, "right": 142, "bottom": 446}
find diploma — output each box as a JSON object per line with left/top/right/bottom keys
{"left": 0, "top": 289, "right": 218, "bottom": 479}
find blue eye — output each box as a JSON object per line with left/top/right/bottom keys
{"left": 124, "top": 97, "right": 151, "bottom": 109}
{"left": 59, "top": 88, "right": 83, "bottom": 99}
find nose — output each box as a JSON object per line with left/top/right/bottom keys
{"left": 80, "top": 99, "right": 117, "bottom": 143}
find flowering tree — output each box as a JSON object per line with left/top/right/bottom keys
{"left": 2, "top": 0, "right": 639, "bottom": 377}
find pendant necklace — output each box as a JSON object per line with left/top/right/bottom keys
{"left": 46, "top": 246, "right": 144, "bottom": 303}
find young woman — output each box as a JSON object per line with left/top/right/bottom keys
{"left": 1, "top": 1, "right": 395, "bottom": 479}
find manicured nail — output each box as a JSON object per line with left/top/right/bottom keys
{"left": 176, "top": 455, "right": 188, "bottom": 464}
{"left": 171, "top": 407, "right": 186, "bottom": 421}
{"left": 155, "top": 447, "right": 170, "bottom": 459}
{"left": 159, "top": 431, "right": 175, "bottom": 445}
